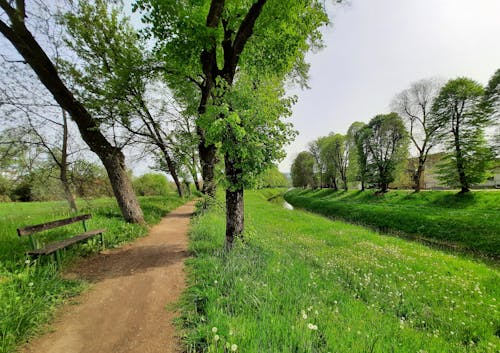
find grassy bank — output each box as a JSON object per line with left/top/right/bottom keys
{"left": 284, "top": 189, "right": 500, "bottom": 259}
{"left": 0, "top": 194, "right": 186, "bottom": 353}
{"left": 180, "top": 190, "right": 499, "bottom": 353}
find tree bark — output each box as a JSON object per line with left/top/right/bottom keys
{"left": 198, "top": 136, "right": 218, "bottom": 197}
{"left": 225, "top": 156, "right": 244, "bottom": 249}
{"left": 455, "top": 145, "right": 470, "bottom": 193}
{"left": 159, "top": 146, "right": 184, "bottom": 198}
{"left": 60, "top": 110, "right": 77, "bottom": 212}
{"left": 342, "top": 176, "right": 348, "bottom": 191}
{"left": 60, "top": 169, "right": 77, "bottom": 213}
{"left": 0, "top": 9, "right": 144, "bottom": 223}
{"left": 413, "top": 158, "right": 425, "bottom": 192}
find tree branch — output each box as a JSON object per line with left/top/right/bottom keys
{"left": 230, "top": 0, "right": 267, "bottom": 73}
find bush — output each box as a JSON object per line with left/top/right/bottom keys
{"left": 0, "top": 176, "right": 12, "bottom": 202}
{"left": 133, "top": 173, "right": 173, "bottom": 196}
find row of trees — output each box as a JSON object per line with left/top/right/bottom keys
{"left": 292, "top": 72, "right": 499, "bottom": 193}
{"left": 1, "top": 0, "right": 332, "bottom": 248}
{"left": 0, "top": 135, "right": 175, "bottom": 204}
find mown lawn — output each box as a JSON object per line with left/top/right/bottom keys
{"left": 180, "top": 190, "right": 499, "bottom": 353}
{"left": 0, "top": 194, "right": 186, "bottom": 353}
{"left": 284, "top": 189, "right": 500, "bottom": 259}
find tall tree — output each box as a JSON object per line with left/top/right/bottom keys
{"left": 0, "top": 0, "right": 144, "bottom": 222}
{"left": 1, "top": 56, "right": 80, "bottom": 211}
{"left": 318, "top": 134, "right": 344, "bottom": 190}
{"left": 484, "top": 68, "right": 500, "bottom": 155}
{"left": 432, "top": 77, "right": 493, "bottom": 193}
{"left": 136, "top": 0, "right": 330, "bottom": 247}
{"left": 61, "top": 1, "right": 187, "bottom": 198}
{"left": 364, "top": 113, "right": 409, "bottom": 193}
{"left": 330, "top": 133, "right": 349, "bottom": 190}
{"left": 392, "top": 78, "right": 442, "bottom": 192}
{"left": 308, "top": 138, "right": 324, "bottom": 188}
{"left": 291, "top": 151, "right": 315, "bottom": 188}
{"left": 347, "top": 121, "right": 369, "bottom": 191}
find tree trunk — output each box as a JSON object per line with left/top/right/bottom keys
{"left": 102, "top": 151, "right": 144, "bottom": 222}
{"left": 183, "top": 180, "right": 192, "bottom": 196}
{"left": 413, "top": 159, "right": 425, "bottom": 192}
{"left": 60, "top": 110, "right": 77, "bottom": 212}
{"left": 0, "top": 11, "right": 144, "bottom": 223}
{"left": 193, "top": 178, "right": 201, "bottom": 192}
{"left": 159, "top": 147, "right": 184, "bottom": 198}
{"left": 453, "top": 132, "right": 470, "bottom": 193}
{"left": 60, "top": 171, "right": 77, "bottom": 213}
{"left": 199, "top": 139, "right": 218, "bottom": 197}
{"left": 225, "top": 155, "right": 244, "bottom": 249}
{"left": 190, "top": 167, "right": 201, "bottom": 192}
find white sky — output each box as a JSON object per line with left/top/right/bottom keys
{"left": 278, "top": 0, "right": 500, "bottom": 172}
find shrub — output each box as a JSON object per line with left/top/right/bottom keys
{"left": 133, "top": 173, "right": 172, "bottom": 196}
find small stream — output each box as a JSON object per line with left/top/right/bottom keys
{"left": 283, "top": 201, "right": 294, "bottom": 210}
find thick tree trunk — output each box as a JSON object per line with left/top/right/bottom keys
{"left": 0, "top": 17, "right": 144, "bottom": 223}
{"left": 102, "top": 151, "right": 145, "bottom": 222}
{"left": 199, "top": 139, "right": 218, "bottom": 197}
{"left": 225, "top": 155, "right": 244, "bottom": 249}
{"left": 413, "top": 159, "right": 425, "bottom": 192}
{"left": 225, "top": 188, "right": 244, "bottom": 249}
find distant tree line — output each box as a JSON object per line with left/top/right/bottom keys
{"left": 292, "top": 71, "right": 500, "bottom": 193}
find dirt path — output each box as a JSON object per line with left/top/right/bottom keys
{"left": 22, "top": 201, "right": 196, "bottom": 353}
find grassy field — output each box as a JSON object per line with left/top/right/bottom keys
{"left": 180, "top": 190, "right": 499, "bottom": 353}
{"left": 0, "top": 194, "right": 186, "bottom": 353}
{"left": 284, "top": 189, "right": 500, "bottom": 259}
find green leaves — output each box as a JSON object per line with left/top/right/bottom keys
{"left": 432, "top": 77, "right": 494, "bottom": 190}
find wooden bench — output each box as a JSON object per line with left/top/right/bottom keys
{"left": 17, "top": 214, "right": 106, "bottom": 268}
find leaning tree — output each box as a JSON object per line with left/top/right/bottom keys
{"left": 0, "top": 0, "right": 144, "bottom": 222}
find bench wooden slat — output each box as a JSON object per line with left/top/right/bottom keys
{"left": 27, "top": 228, "right": 106, "bottom": 256}
{"left": 17, "top": 214, "right": 92, "bottom": 237}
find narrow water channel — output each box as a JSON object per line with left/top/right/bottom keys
{"left": 283, "top": 201, "right": 294, "bottom": 210}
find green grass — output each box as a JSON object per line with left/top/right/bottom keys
{"left": 180, "top": 190, "right": 499, "bottom": 353}
{"left": 284, "top": 189, "right": 500, "bottom": 259}
{"left": 0, "top": 194, "right": 187, "bottom": 353}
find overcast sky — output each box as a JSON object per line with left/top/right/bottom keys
{"left": 278, "top": 0, "right": 500, "bottom": 172}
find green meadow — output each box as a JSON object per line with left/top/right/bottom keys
{"left": 180, "top": 190, "right": 499, "bottom": 353}
{"left": 0, "top": 194, "right": 186, "bottom": 353}
{"left": 284, "top": 189, "right": 500, "bottom": 259}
